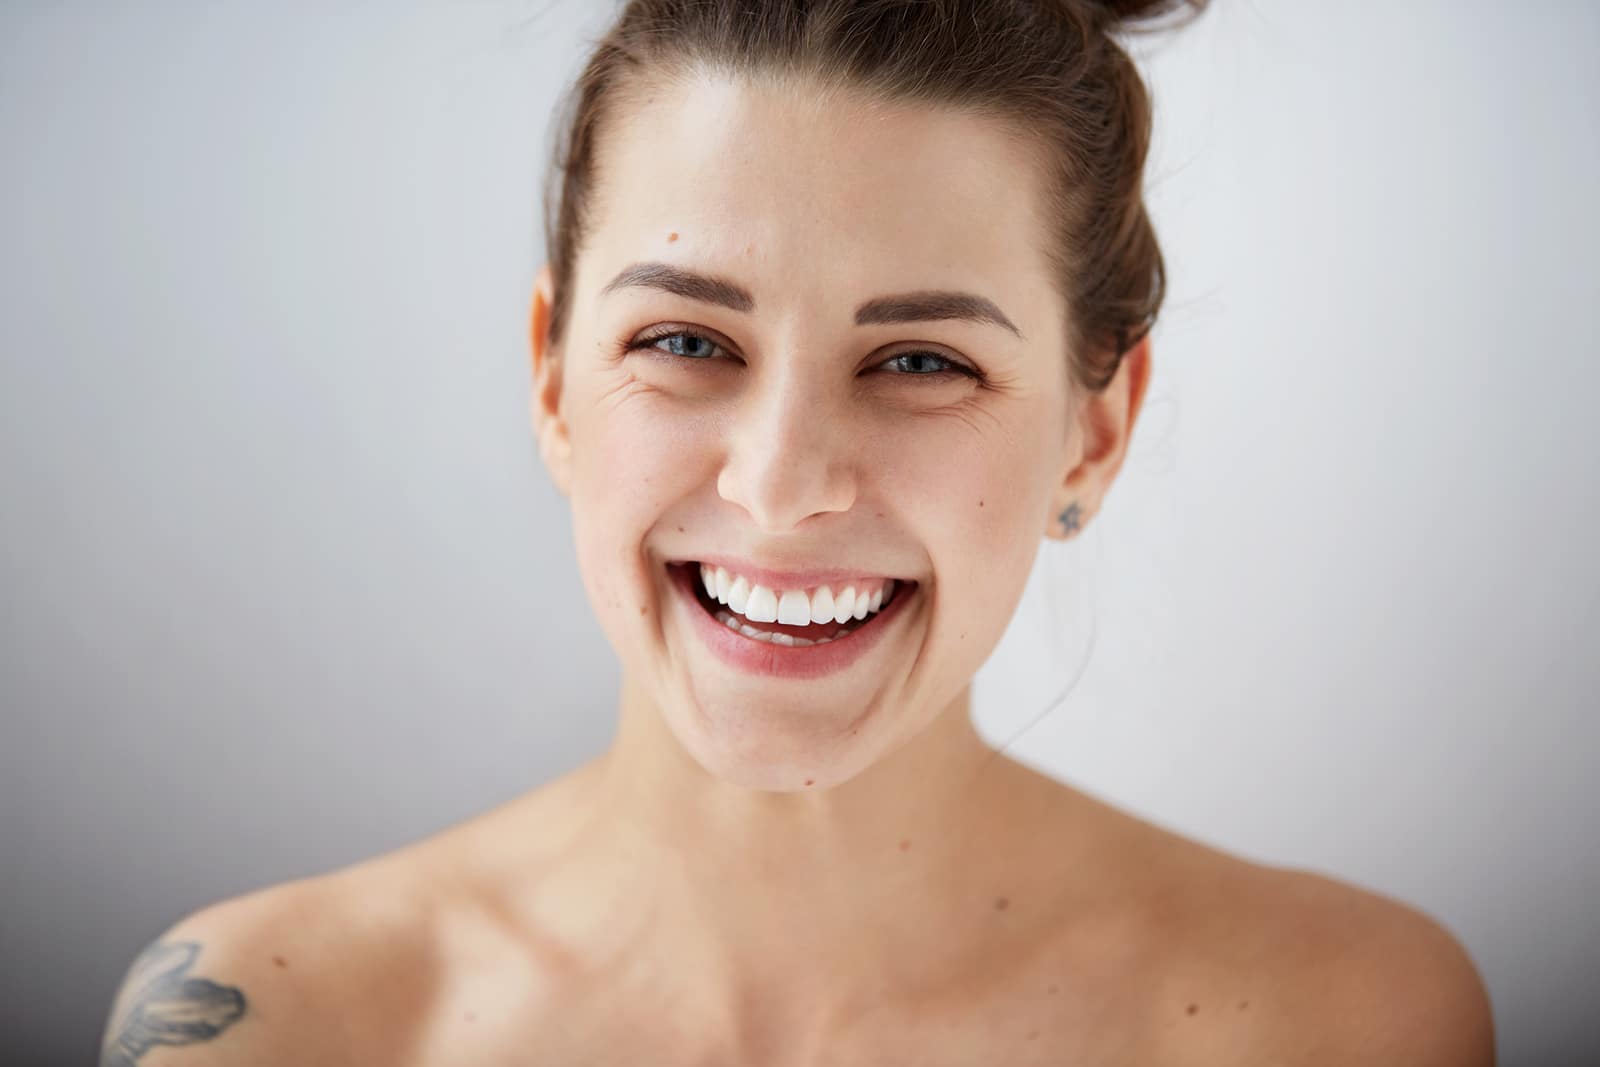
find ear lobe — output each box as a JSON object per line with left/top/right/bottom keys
{"left": 529, "top": 263, "right": 573, "bottom": 497}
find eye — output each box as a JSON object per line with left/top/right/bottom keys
{"left": 625, "top": 328, "right": 731, "bottom": 363}
{"left": 877, "top": 351, "right": 980, "bottom": 380}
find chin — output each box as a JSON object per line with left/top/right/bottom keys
{"left": 660, "top": 681, "right": 888, "bottom": 793}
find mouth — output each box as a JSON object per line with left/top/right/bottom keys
{"left": 663, "top": 561, "right": 919, "bottom": 678}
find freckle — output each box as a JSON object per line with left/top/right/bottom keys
{"left": 978, "top": 500, "right": 984, "bottom": 507}
{"left": 875, "top": 512, "right": 884, "bottom": 519}
{"left": 667, "top": 232, "right": 678, "bottom": 242}
{"left": 1027, "top": 1030, "right": 1039, "bottom": 1040}
{"left": 804, "top": 779, "right": 815, "bottom": 786}
{"left": 898, "top": 838, "right": 911, "bottom": 851}
{"left": 1237, "top": 1000, "right": 1249, "bottom": 1010}
{"left": 465, "top": 1009, "right": 477, "bottom": 1022}
{"left": 1048, "top": 984, "right": 1059, "bottom": 995}
{"left": 994, "top": 896, "right": 1009, "bottom": 911}
{"left": 1186, "top": 1003, "right": 1198, "bottom": 1016}
{"left": 272, "top": 955, "right": 288, "bottom": 968}
{"left": 639, "top": 605, "right": 647, "bottom": 616}
{"left": 677, "top": 526, "right": 684, "bottom": 532}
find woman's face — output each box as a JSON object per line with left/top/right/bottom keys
{"left": 533, "top": 73, "right": 1129, "bottom": 791}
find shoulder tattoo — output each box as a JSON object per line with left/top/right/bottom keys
{"left": 101, "top": 939, "right": 248, "bottom": 1066}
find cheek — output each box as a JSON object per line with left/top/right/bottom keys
{"left": 881, "top": 410, "right": 1055, "bottom": 557}
{"left": 879, "top": 410, "right": 1057, "bottom": 641}
{"left": 566, "top": 383, "right": 710, "bottom": 616}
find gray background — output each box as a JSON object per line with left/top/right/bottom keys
{"left": 3, "top": 2, "right": 1596, "bottom": 1064}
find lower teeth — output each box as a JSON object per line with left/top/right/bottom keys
{"left": 713, "top": 609, "right": 853, "bottom": 646}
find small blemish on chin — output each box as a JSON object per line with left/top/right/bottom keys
{"left": 667, "top": 232, "right": 679, "bottom": 242}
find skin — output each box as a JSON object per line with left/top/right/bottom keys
{"left": 97, "top": 69, "right": 1496, "bottom": 1066}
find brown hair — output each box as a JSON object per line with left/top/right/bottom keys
{"left": 540, "top": 0, "right": 1207, "bottom": 395}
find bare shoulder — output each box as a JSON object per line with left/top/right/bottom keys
{"left": 97, "top": 867, "right": 437, "bottom": 1066}
{"left": 1104, "top": 811, "right": 1497, "bottom": 1066}
{"left": 1241, "top": 863, "right": 1495, "bottom": 1065}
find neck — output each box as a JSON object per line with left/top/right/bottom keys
{"left": 532, "top": 671, "right": 1058, "bottom": 1039}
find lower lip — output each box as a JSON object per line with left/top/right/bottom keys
{"left": 666, "top": 563, "right": 916, "bottom": 680}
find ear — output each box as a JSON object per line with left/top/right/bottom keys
{"left": 530, "top": 262, "right": 573, "bottom": 497}
{"left": 1047, "top": 332, "right": 1152, "bottom": 539}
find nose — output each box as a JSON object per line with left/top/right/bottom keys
{"left": 716, "top": 370, "right": 857, "bottom": 534}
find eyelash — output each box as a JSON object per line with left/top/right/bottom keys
{"left": 625, "top": 327, "right": 984, "bottom": 383}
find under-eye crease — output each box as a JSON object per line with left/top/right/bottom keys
{"left": 624, "top": 326, "right": 983, "bottom": 382}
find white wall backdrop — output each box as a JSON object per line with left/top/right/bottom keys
{"left": 2, "top": 3, "right": 1595, "bottom": 1064}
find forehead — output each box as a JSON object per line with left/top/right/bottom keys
{"left": 581, "top": 70, "right": 1057, "bottom": 329}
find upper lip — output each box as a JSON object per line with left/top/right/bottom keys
{"left": 670, "top": 556, "right": 915, "bottom": 592}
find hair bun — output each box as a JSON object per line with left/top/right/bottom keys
{"left": 1083, "top": 0, "right": 1208, "bottom": 33}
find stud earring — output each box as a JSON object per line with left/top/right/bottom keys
{"left": 1057, "top": 501, "right": 1083, "bottom": 536}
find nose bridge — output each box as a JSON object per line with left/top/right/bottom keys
{"left": 718, "top": 359, "right": 856, "bottom": 532}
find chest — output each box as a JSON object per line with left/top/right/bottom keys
{"left": 400, "top": 1011, "right": 1155, "bottom": 1067}
{"left": 391, "top": 954, "right": 1176, "bottom": 1067}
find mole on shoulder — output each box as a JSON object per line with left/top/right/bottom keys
{"left": 994, "top": 896, "right": 1010, "bottom": 911}
{"left": 1185, "top": 1003, "right": 1199, "bottom": 1016}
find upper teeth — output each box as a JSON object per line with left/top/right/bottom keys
{"left": 698, "top": 564, "right": 896, "bottom": 626}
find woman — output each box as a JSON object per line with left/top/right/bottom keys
{"left": 99, "top": 1, "right": 1495, "bottom": 1063}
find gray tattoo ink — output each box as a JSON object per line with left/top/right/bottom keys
{"left": 100, "top": 940, "right": 247, "bottom": 1066}
{"left": 1058, "top": 501, "right": 1082, "bottom": 534}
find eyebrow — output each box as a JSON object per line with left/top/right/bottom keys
{"left": 600, "top": 261, "right": 1023, "bottom": 340}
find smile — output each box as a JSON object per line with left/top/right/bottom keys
{"left": 694, "top": 562, "right": 899, "bottom": 643}
{"left": 664, "top": 561, "right": 918, "bottom": 679}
